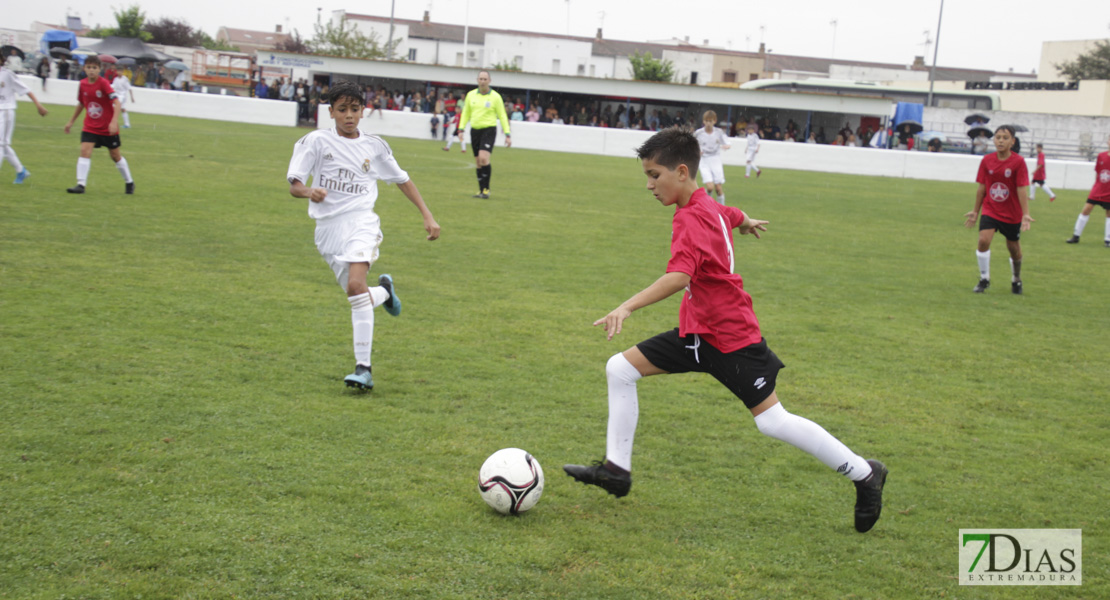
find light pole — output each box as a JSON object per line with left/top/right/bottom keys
{"left": 927, "top": 0, "right": 944, "bottom": 107}
{"left": 386, "top": 0, "right": 396, "bottom": 60}
{"left": 830, "top": 19, "right": 838, "bottom": 58}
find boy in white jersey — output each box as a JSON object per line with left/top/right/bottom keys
{"left": 1, "top": 60, "right": 49, "bottom": 183}
{"left": 745, "top": 124, "right": 762, "bottom": 178}
{"left": 286, "top": 80, "right": 441, "bottom": 390}
{"left": 112, "top": 72, "right": 135, "bottom": 128}
{"left": 694, "top": 110, "right": 731, "bottom": 204}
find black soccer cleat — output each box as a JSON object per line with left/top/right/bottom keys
{"left": 125, "top": 181, "right": 135, "bottom": 195}
{"left": 563, "top": 461, "right": 632, "bottom": 498}
{"left": 1065, "top": 235, "right": 1080, "bottom": 244}
{"left": 854, "top": 459, "right": 887, "bottom": 533}
{"left": 972, "top": 278, "right": 990, "bottom": 293}
{"left": 1012, "top": 280, "right": 1023, "bottom": 295}
{"left": 67, "top": 184, "right": 86, "bottom": 194}
{"left": 1104, "top": 240, "right": 1110, "bottom": 248}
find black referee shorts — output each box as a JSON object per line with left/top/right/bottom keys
{"left": 636, "top": 328, "right": 784, "bottom": 409}
{"left": 470, "top": 127, "right": 498, "bottom": 156}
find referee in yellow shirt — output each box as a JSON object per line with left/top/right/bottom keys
{"left": 458, "top": 70, "right": 511, "bottom": 199}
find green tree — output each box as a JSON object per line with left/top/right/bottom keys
{"left": 275, "top": 29, "right": 313, "bottom": 54}
{"left": 1056, "top": 40, "right": 1110, "bottom": 82}
{"left": 491, "top": 59, "right": 522, "bottom": 72}
{"left": 91, "top": 5, "right": 152, "bottom": 40}
{"left": 311, "top": 16, "right": 392, "bottom": 60}
{"left": 628, "top": 51, "right": 675, "bottom": 82}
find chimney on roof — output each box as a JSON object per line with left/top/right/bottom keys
{"left": 424, "top": 10, "right": 430, "bottom": 24}
{"left": 758, "top": 42, "right": 765, "bottom": 54}
{"left": 684, "top": 35, "right": 690, "bottom": 43}
{"left": 276, "top": 24, "right": 283, "bottom": 33}
{"left": 704, "top": 39, "right": 709, "bottom": 45}
{"left": 912, "top": 55, "right": 925, "bottom": 68}
{"left": 595, "top": 27, "right": 603, "bottom": 41}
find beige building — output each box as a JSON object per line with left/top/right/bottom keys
{"left": 216, "top": 26, "right": 291, "bottom": 54}
{"left": 1038, "top": 39, "right": 1107, "bottom": 81}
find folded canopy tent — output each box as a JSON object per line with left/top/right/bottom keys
{"left": 81, "top": 36, "right": 180, "bottom": 62}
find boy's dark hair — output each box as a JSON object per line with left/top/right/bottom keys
{"left": 84, "top": 55, "right": 102, "bottom": 67}
{"left": 636, "top": 126, "right": 700, "bottom": 174}
{"left": 995, "top": 124, "right": 1017, "bottom": 138}
{"left": 327, "top": 79, "right": 365, "bottom": 106}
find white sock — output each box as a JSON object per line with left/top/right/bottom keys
{"left": 1042, "top": 183, "right": 1055, "bottom": 198}
{"left": 1028, "top": 185, "right": 1035, "bottom": 200}
{"left": 4, "top": 145, "right": 23, "bottom": 173}
{"left": 1074, "top": 214, "right": 1089, "bottom": 237}
{"left": 348, "top": 293, "right": 374, "bottom": 367}
{"left": 122, "top": 112, "right": 131, "bottom": 127}
{"left": 976, "top": 250, "right": 991, "bottom": 280}
{"left": 717, "top": 193, "right": 725, "bottom": 205}
{"left": 605, "top": 353, "right": 642, "bottom": 472}
{"left": 369, "top": 286, "right": 389, "bottom": 307}
{"left": 1105, "top": 217, "right": 1110, "bottom": 242}
{"left": 754, "top": 403, "right": 872, "bottom": 481}
{"left": 115, "top": 157, "right": 133, "bottom": 183}
{"left": 745, "top": 163, "right": 752, "bottom": 177}
{"left": 77, "top": 157, "right": 91, "bottom": 185}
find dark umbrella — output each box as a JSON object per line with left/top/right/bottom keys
{"left": 1001, "top": 124, "right": 1029, "bottom": 132}
{"left": 964, "top": 113, "right": 991, "bottom": 125}
{"left": 49, "top": 47, "right": 72, "bottom": 58}
{"left": 117, "top": 57, "right": 137, "bottom": 66}
{"left": 2, "top": 45, "right": 26, "bottom": 61}
{"left": 967, "top": 126, "right": 993, "bottom": 139}
{"left": 896, "top": 120, "right": 924, "bottom": 134}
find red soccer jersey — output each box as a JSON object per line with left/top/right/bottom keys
{"left": 976, "top": 151, "right": 1029, "bottom": 225}
{"left": 77, "top": 76, "right": 118, "bottom": 136}
{"left": 1091, "top": 152, "right": 1110, "bottom": 201}
{"left": 1033, "top": 152, "right": 1046, "bottom": 180}
{"left": 667, "top": 189, "right": 762, "bottom": 353}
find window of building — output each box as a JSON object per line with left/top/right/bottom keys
{"left": 723, "top": 70, "right": 737, "bottom": 83}
{"left": 514, "top": 55, "right": 524, "bottom": 69}
{"left": 690, "top": 71, "right": 698, "bottom": 85}
{"left": 408, "top": 48, "right": 417, "bottom": 61}
{"left": 456, "top": 52, "right": 464, "bottom": 66}
{"left": 552, "top": 59, "right": 561, "bottom": 74}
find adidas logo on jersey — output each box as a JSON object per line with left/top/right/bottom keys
{"left": 324, "top": 153, "right": 334, "bottom": 161}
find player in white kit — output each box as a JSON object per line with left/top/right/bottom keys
{"left": 286, "top": 80, "right": 441, "bottom": 390}
{"left": 745, "top": 124, "right": 762, "bottom": 178}
{"left": 694, "top": 110, "right": 731, "bottom": 204}
{"left": 112, "top": 72, "right": 135, "bottom": 128}
{"left": 0, "top": 61, "right": 49, "bottom": 183}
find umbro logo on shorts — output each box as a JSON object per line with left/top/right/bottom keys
{"left": 753, "top": 377, "right": 766, "bottom": 389}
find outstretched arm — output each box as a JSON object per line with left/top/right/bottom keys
{"left": 594, "top": 271, "right": 691, "bottom": 340}
{"left": 396, "top": 180, "right": 441, "bottom": 241}
{"left": 26, "top": 92, "right": 48, "bottom": 116}
{"left": 737, "top": 214, "right": 768, "bottom": 238}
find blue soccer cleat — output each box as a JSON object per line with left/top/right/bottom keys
{"left": 14, "top": 169, "right": 30, "bottom": 184}
{"left": 379, "top": 274, "right": 401, "bottom": 316}
{"left": 344, "top": 364, "right": 373, "bottom": 390}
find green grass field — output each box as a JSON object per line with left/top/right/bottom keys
{"left": 1, "top": 103, "right": 1106, "bottom": 599}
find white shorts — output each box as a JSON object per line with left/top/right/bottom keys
{"left": 699, "top": 155, "right": 725, "bottom": 184}
{"left": 746, "top": 150, "right": 758, "bottom": 162}
{"left": 314, "top": 210, "right": 383, "bottom": 290}
{"left": 0, "top": 109, "right": 15, "bottom": 146}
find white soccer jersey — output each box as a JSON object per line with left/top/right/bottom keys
{"left": 286, "top": 128, "right": 410, "bottom": 221}
{"left": 695, "top": 127, "right": 729, "bottom": 157}
{"left": 0, "top": 68, "right": 33, "bottom": 110}
{"left": 112, "top": 76, "right": 131, "bottom": 105}
{"left": 745, "top": 132, "right": 761, "bottom": 154}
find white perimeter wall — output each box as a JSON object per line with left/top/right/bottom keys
{"left": 319, "top": 106, "right": 1097, "bottom": 191}
{"left": 18, "top": 75, "right": 296, "bottom": 127}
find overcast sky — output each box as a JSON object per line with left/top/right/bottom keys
{"left": 9, "top": 0, "right": 1109, "bottom": 75}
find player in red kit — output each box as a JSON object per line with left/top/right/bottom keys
{"left": 563, "top": 127, "right": 888, "bottom": 534}
{"left": 63, "top": 55, "right": 134, "bottom": 194}
{"left": 1029, "top": 143, "right": 1055, "bottom": 202}
{"left": 1065, "top": 133, "right": 1110, "bottom": 247}
{"left": 963, "top": 125, "right": 1032, "bottom": 294}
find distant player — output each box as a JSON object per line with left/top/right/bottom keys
{"left": 1, "top": 57, "right": 49, "bottom": 184}
{"left": 563, "top": 127, "right": 888, "bottom": 534}
{"left": 1029, "top": 143, "right": 1055, "bottom": 202}
{"left": 442, "top": 110, "right": 466, "bottom": 152}
{"left": 744, "top": 124, "right": 762, "bottom": 178}
{"left": 112, "top": 71, "right": 135, "bottom": 129}
{"left": 963, "top": 125, "right": 1033, "bottom": 294}
{"left": 1064, "top": 133, "right": 1110, "bottom": 247}
{"left": 458, "top": 70, "right": 511, "bottom": 199}
{"left": 694, "top": 110, "right": 731, "bottom": 204}
{"left": 285, "top": 80, "right": 441, "bottom": 390}
{"left": 63, "top": 55, "right": 134, "bottom": 194}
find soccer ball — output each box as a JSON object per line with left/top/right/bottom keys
{"left": 477, "top": 448, "right": 544, "bottom": 515}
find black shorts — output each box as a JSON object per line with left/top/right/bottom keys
{"left": 1086, "top": 199, "right": 1110, "bottom": 211}
{"left": 636, "top": 328, "right": 785, "bottom": 409}
{"left": 1033, "top": 179, "right": 1046, "bottom": 185}
{"left": 80, "top": 131, "right": 122, "bottom": 149}
{"left": 470, "top": 127, "right": 498, "bottom": 156}
{"left": 979, "top": 214, "right": 1021, "bottom": 242}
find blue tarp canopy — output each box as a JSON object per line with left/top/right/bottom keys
{"left": 893, "top": 102, "right": 924, "bottom": 127}
{"left": 40, "top": 30, "right": 78, "bottom": 54}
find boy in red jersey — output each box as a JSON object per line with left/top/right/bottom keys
{"left": 1065, "top": 133, "right": 1110, "bottom": 247}
{"left": 63, "top": 55, "right": 134, "bottom": 194}
{"left": 1029, "top": 143, "right": 1055, "bottom": 202}
{"left": 563, "top": 127, "right": 888, "bottom": 534}
{"left": 963, "top": 125, "right": 1032, "bottom": 294}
